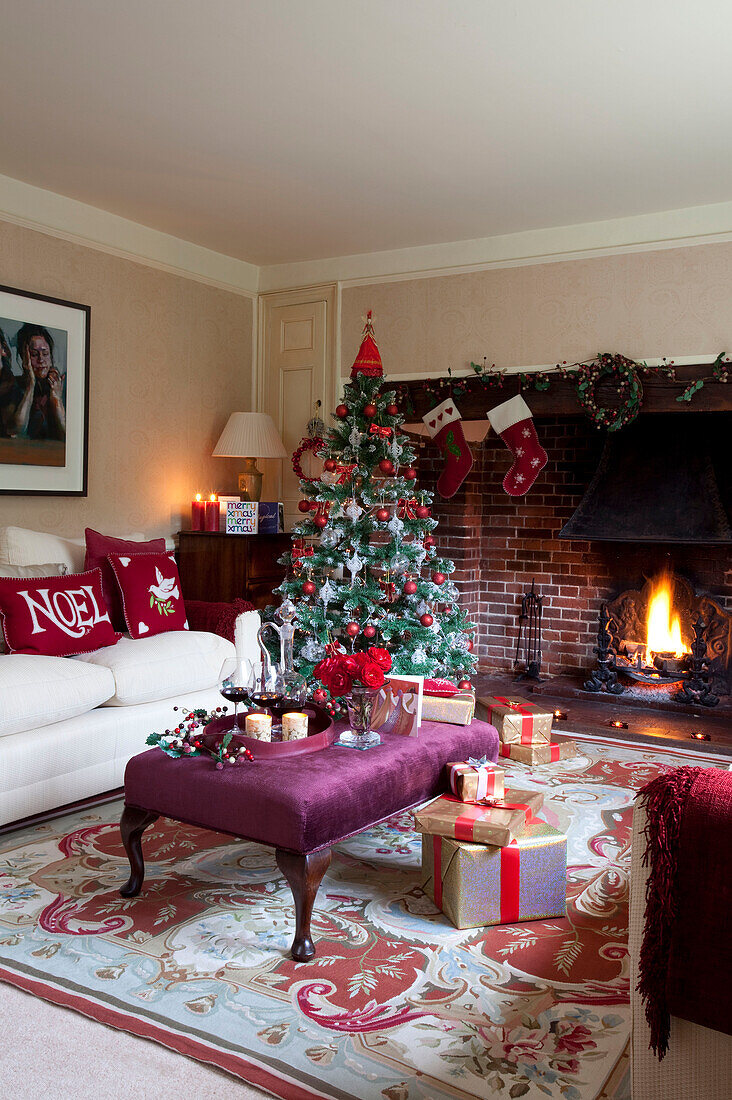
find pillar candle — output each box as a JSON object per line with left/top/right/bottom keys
{"left": 204, "top": 494, "right": 220, "bottom": 532}
{"left": 245, "top": 712, "right": 272, "bottom": 741}
{"left": 282, "top": 711, "right": 309, "bottom": 740}
{"left": 191, "top": 493, "right": 205, "bottom": 531}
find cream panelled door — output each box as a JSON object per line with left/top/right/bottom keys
{"left": 259, "top": 286, "right": 336, "bottom": 531}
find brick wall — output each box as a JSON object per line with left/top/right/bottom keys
{"left": 418, "top": 416, "right": 732, "bottom": 676}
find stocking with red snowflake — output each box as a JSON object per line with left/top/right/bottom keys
{"left": 487, "top": 394, "right": 547, "bottom": 496}
{"left": 422, "top": 397, "right": 473, "bottom": 498}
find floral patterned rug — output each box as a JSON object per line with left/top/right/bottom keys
{"left": 0, "top": 737, "right": 721, "bottom": 1099}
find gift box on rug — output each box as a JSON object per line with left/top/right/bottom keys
{"left": 479, "top": 695, "right": 552, "bottom": 745}
{"left": 447, "top": 757, "right": 505, "bottom": 802}
{"left": 421, "top": 823, "right": 567, "bottom": 929}
{"left": 414, "top": 788, "right": 544, "bottom": 847}
{"left": 422, "top": 691, "right": 475, "bottom": 725}
{"left": 499, "top": 739, "right": 580, "bottom": 765}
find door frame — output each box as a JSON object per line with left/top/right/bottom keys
{"left": 256, "top": 282, "right": 339, "bottom": 502}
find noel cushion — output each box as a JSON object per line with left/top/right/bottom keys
{"left": 85, "top": 528, "right": 166, "bottom": 630}
{"left": 109, "top": 551, "right": 188, "bottom": 638}
{"left": 0, "top": 568, "right": 120, "bottom": 656}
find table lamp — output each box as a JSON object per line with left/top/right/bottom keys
{"left": 212, "top": 412, "right": 288, "bottom": 501}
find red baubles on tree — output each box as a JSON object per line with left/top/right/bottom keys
{"left": 405, "top": 467, "right": 417, "bottom": 480}
{"left": 378, "top": 459, "right": 394, "bottom": 475}
{"left": 403, "top": 579, "right": 418, "bottom": 595}
{"left": 336, "top": 403, "right": 349, "bottom": 419}
{"left": 313, "top": 513, "right": 328, "bottom": 529}
{"left": 323, "top": 458, "right": 337, "bottom": 471}
{"left": 345, "top": 621, "right": 360, "bottom": 638}
{"left": 458, "top": 679, "right": 472, "bottom": 690}
{"left": 431, "top": 572, "right": 445, "bottom": 585}
{"left": 302, "top": 580, "right": 316, "bottom": 596}
{"left": 375, "top": 507, "right": 390, "bottom": 522}
{"left": 415, "top": 504, "right": 431, "bottom": 519}
{"left": 363, "top": 403, "right": 377, "bottom": 418}
{"left": 424, "top": 534, "right": 436, "bottom": 547}
{"left": 298, "top": 499, "right": 311, "bottom": 513}
{"left": 420, "top": 613, "right": 434, "bottom": 627}
{"left": 363, "top": 624, "right": 377, "bottom": 639}
{"left": 386, "top": 403, "right": 398, "bottom": 416}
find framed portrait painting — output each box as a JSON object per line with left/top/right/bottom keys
{"left": 0, "top": 284, "right": 90, "bottom": 495}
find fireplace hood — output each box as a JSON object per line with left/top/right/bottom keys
{"left": 559, "top": 414, "right": 732, "bottom": 544}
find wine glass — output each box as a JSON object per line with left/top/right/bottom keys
{"left": 218, "top": 657, "right": 254, "bottom": 734}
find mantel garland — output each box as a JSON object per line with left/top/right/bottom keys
{"left": 395, "top": 352, "right": 730, "bottom": 432}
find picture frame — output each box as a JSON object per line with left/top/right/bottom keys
{"left": 0, "top": 283, "right": 90, "bottom": 496}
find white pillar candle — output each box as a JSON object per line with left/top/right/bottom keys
{"left": 245, "top": 712, "right": 272, "bottom": 741}
{"left": 282, "top": 711, "right": 309, "bottom": 741}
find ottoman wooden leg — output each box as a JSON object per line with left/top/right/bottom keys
{"left": 276, "top": 847, "right": 331, "bottom": 962}
{"left": 119, "top": 806, "right": 159, "bottom": 897}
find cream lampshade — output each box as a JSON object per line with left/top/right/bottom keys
{"left": 212, "top": 412, "right": 288, "bottom": 501}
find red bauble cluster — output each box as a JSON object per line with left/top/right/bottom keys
{"left": 336, "top": 403, "right": 349, "bottom": 418}
{"left": 420, "top": 613, "right": 434, "bottom": 627}
{"left": 302, "top": 579, "right": 316, "bottom": 596}
{"left": 291, "top": 436, "right": 324, "bottom": 481}
{"left": 378, "top": 459, "right": 394, "bottom": 475}
{"left": 431, "top": 571, "right": 445, "bottom": 585}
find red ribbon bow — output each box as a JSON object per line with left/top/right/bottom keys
{"left": 378, "top": 578, "right": 398, "bottom": 603}
{"left": 491, "top": 696, "right": 536, "bottom": 744}
{"left": 335, "top": 462, "right": 356, "bottom": 484}
{"left": 368, "top": 423, "right": 393, "bottom": 439}
{"left": 397, "top": 497, "right": 418, "bottom": 519}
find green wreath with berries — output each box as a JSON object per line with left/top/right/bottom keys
{"left": 575, "top": 352, "right": 644, "bottom": 432}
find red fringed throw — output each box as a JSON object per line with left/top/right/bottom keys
{"left": 184, "top": 598, "right": 256, "bottom": 642}
{"left": 638, "top": 765, "right": 732, "bottom": 1059}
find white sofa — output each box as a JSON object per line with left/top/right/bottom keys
{"left": 0, "top": 526, "right": 260, "bottom": 828}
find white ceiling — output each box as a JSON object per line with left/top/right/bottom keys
{"left": 3, "top": 0, "right": 732, "bottom": 268}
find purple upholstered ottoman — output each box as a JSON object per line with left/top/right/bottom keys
{"left": 120, "top": 718, "right": 499, "bottom": 959}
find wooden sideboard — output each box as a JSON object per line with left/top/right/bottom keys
{"left": 177, "top": 531, "right": 291, "bottom": 609}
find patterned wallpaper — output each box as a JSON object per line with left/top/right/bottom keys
{"left": 341, "top": 241, "right": 732, "bottom": 376}
{"left": 0, "top": 218, "right": 252, "bottom": 539}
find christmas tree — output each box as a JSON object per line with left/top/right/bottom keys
{"left": 276, "top": 312, "right": 477, "bottom": 696}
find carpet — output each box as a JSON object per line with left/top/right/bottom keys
{"left": 0, "top": 739, "right": 720, "bottom": 1100}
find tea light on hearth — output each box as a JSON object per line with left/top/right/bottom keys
{"left": 245, "top": 712, "right": 272, "bottom": 741}
{"left": 553, "top": 709, "right": 568, "bottom": 721}
{"left": 282, "top": 711, "right": 309, "bottom": 741}
{"left": 609, "top": 720, "right": 628, "bottom": 730}
{"left": 691, "top": 730, "right": 711, "bottom": 741}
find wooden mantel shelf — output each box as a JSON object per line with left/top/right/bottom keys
{"left": 396, "top": 362, "right": 732, "bottom": 421}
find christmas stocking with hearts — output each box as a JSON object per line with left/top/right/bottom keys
{"left": 422, "top": 397, "right": 473, "bottom": 498}
{"left": 487, "top": 394, "right": 547, "bottom": 496}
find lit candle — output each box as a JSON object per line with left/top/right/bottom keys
{"left": 282, "top": 711, "right": 309, "bottom": 741}
{"left": 191, "top": 493, "right": 205, "bottom": 531}
{"left": 245, "top": 712, "right": 272, "bottom": 741}
{"left": 553, "top": 709, "right": 568, "bottom": 721}
{"left": 610, "top": 720, "right": 628, "bottom": 730}
{"left": 204, "top": 493, "right": 220, "bottom": 532}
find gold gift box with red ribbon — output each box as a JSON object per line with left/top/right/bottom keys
{"left": 447, "top": 759, "right": 505, "bottom": 802}
{"left": 499, "top": 739, "right": 580, "bottom": 765}
{"left": 422, "top": 691, "right": 475, "bottom": 726}
{"left": 479, "top": 695, "right": 553, "bottom": 745}
{"left": 421, "top": 824, "right": 567, "bottom": 929}
{"left": 414, "top": 788, "right": 544, "bottom": 848}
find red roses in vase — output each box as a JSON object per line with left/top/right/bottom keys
{"left": 314, "top": 646, "right": 392, "bottom": 697}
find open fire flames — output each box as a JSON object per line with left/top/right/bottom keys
{"left": 646, "top": 572, "right": 690, "bottom": 661}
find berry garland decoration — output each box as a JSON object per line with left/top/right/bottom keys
{"left": 292, "top": 436, "right": 324, "bottom": 481}
{"left": 146, "top": 707, "right": 254, "bottom": 768}
{"left": 574, "top": 352, "right": 644, "bottom": 432}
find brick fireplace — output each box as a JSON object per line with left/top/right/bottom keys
{"left": 417, "top": 415, "right": 732, "bottom": 687}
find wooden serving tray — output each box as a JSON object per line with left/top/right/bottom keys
{"left": 202, "top": 703, "right": 335, "bottom": 758}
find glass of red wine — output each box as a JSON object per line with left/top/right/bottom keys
{"left": 218, "top": 657, "right": 254, "bottom": 734}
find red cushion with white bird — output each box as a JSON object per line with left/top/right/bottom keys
{"left": 0, "top": 568, "right": 121, "bottom": 656}
{"left": 108, "top": 551, "right": 188, "bottom": 639}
